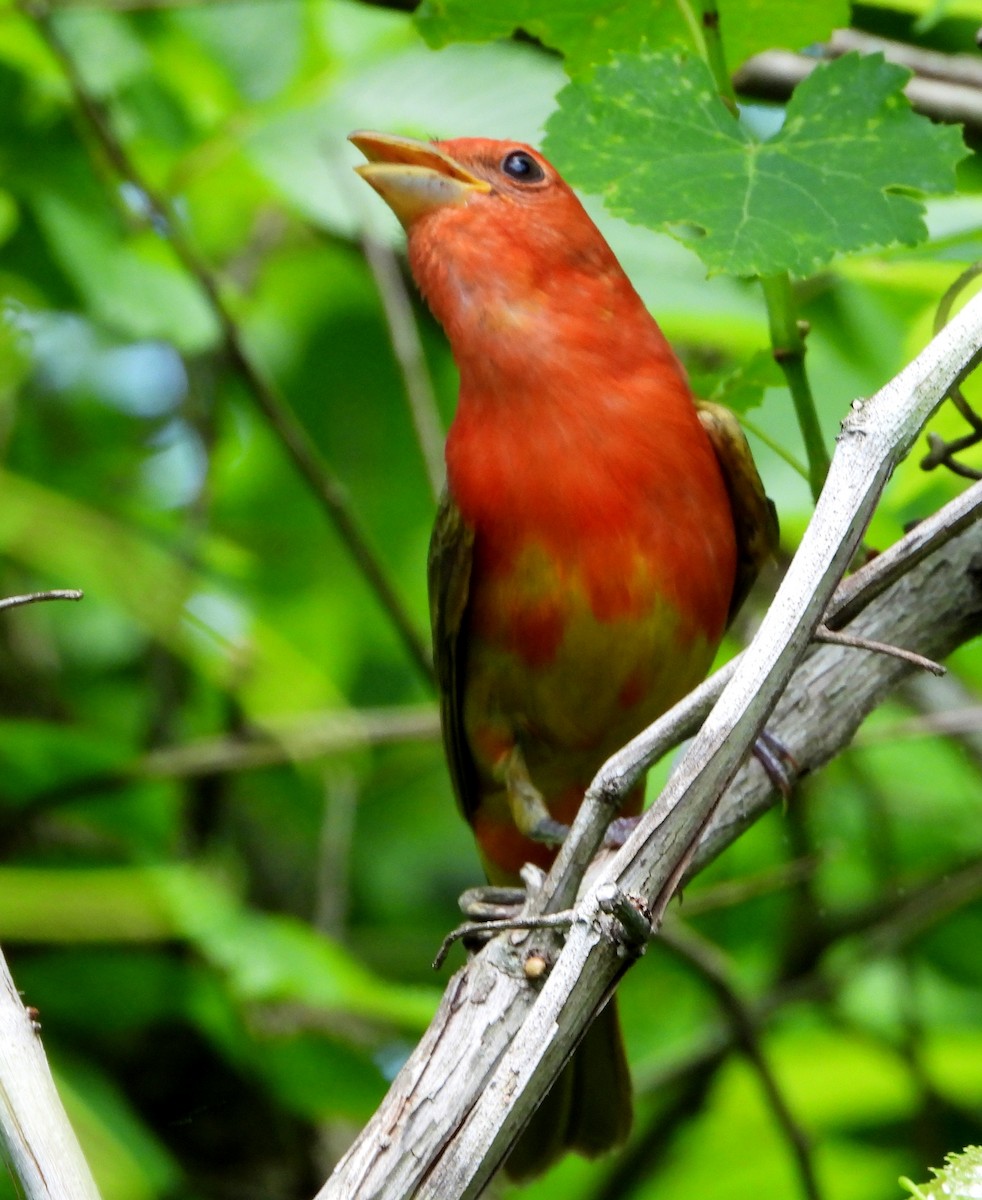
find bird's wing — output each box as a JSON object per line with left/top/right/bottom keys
{"left": 696, "top": 400, "right": 779, "bottom": 622}
{"left": 428, "top": 489, "right": 480, "bottom": 822}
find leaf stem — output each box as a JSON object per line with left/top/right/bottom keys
{"left": 737, "top": 414, "right": 809, "bottom": 481}
{"left": 760, "top": 273, "right": 830, "bottom": 501}
{"left": 695, "top": 0, "right": 738, "bottom": 112}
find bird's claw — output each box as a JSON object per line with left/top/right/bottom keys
{"left": 435, "top": 865, "right": 555, "bottom": 969}
{"left": 529, "top": 815, "right": 570, "bottom": 846}
{"left": 753, "top": 729, "right": 798, "bottom": 800}
{"left": 603, "top": 815, "right": 641, "bottom": 848}
{"left": 458, "top": 884, "right": 527, "bottom": 921}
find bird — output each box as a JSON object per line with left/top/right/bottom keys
{"left": 351, "top": 130, "right": 777, "bottom": 1177}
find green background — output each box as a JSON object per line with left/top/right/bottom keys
{"left": 2, "top": 0, "right": 982, "bottom": 1196}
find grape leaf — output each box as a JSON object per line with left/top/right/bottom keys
{"left": 415, "top": 0, "right": 849, "bottom": 76}
{"left": 545, "top": 51, "right": 966, "bottom": 277}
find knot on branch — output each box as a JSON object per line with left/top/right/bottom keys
{"left": 596, "top": 884, "right": 653, "bottom": 955}
{"left": 594, "top": 776, "right": 628, "bottom": 815}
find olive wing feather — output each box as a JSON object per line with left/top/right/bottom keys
{"left": 696, "top": 400, "right": 779, "bottom": 621}
{"left": 428, "top": 490, "right": 480, "bottom": 823}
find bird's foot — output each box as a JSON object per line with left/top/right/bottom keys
{"left": 603, "top": 815, "right": 641, "bottom": 848}
{"left": 527, "top": 815, "right": 570, "bottom": 845}
{"left": 458, "top": 884, "right": 527, "bottom": 922}
{"left": 458, "top": 863, "right": 546, "bottom": 922}
{"left": 600, "top": 732, "right": 797, "bottom": 850}
{"left": 753, "top": 729, "right": 799, "bottom": 801}
{"left": 434, "top": 866, "right": 562, "bottom": 969}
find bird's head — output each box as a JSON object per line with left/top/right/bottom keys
{"left": 349, "top": 131, "right": 633, "bottom": 362}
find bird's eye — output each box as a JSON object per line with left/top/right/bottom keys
{"left": 500, "top": 150, "right": 545, "bottom": 184}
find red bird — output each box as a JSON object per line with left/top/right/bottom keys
{"left": 352, "top": 131, "right": 776, "bottom": 1176}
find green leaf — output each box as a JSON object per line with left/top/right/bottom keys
{"left": 172, "top": 0, "right": 304, "bottom": 102}
{"left": 31, "top": 185, "right": 219, "bottom": 352}
{"left": 415, "top": 0, "right": 684, "bottom": 76}
{"left": 901, "top": 1146, "right": 982, "bottom": 1200}
{"left": 253, "top": 1033, "right": 386, "bottom": 1121}
{"left": 0, "top": 469, "right": 340, "bottom": 715}
{"left": 689, "top": 348, "right": 783, "bottom": 414}
{"left": 415, "top": 0, "right": 850, "bottom": 75}
{"left": 0, "top": 865, "right": 439, "bottom": 1027}
{"left": 49, "top": 9, "right": 150, "bottom": 97}
{"left": 0, "top": 188, "right": 18, "bottom": 246}
{"left": 0, "top": 720, "right": 131, "bottom": 803}
{"left": 156, "top": 867, "right": 441, "bottom": 1029}
{"left": 545, "top": 51, "right": 967, "bottom": 277}
{"left": 718, "top": 0, "right": 850, "bottom": 72}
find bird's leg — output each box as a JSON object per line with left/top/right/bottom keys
{"left": 500, "top": 745, "right": 570, "bottom": 846}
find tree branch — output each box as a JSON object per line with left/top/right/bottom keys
{"left": 357, "top": 231, "right": 446, "bottom": 504}
{"left": 0, "top": 593, "right": 95, "bottom": 1194}
{"left": 0, "top": 949, "right": 102, "bottom": 1200}
{"left": 319, "top": 290, "right": 982, "bottom": 1198}
{"left": 0, "top": 589, "right": 83, "bottom": 612}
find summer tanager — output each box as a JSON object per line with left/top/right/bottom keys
{"left": 351, "top": 131, "right": 777, "bottom": 1177}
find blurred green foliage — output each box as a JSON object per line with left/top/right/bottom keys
{"left": 0, "top": 1, "right": 981, "bottom": 1198}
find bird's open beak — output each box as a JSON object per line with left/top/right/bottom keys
{"left": 349, "top": 130, "right": 491, "bottom": 228}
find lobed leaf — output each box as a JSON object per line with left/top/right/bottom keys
{"left": 545, "top": 51, "right": 967, "bottom": 277}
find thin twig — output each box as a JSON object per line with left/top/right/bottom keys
{"left": 826, "top": 477, "right": 982, "bottom": 627}
{"left": 0, "top": 589, "right": 83, "bottom": 612}
{"left": 679, "top": 857, "right": 819, "bottom": 917}
{"left": 138, "top": 703, "right": 440, "bottom": 778}
{"left": 359, "top": 233, "right": 446, "bottom": 502}
{"left": 813, "top": 624, "right": 945, "bottom": 675}
{"left": 659, "top": 922, "right": 822, "bottom": 1200}
{"left": 21, "top": 0, "right": 434, "bottom": 683}
{"left": 761, "top": 272, "right": 830, "bottom": 501}
{"left": 314, "top": 771, "right": 359, "bottom": 941}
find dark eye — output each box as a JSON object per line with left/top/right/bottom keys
{"left": 501, "top": 150, "right": 545, "bottom": 184}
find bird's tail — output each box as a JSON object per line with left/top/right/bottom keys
{"left": 504, "top": 997, "right": 632, "bottom": 1179}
